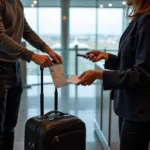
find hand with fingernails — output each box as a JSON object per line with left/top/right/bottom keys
{"left": 76, "top": 50, "right": 107, "bottom": 86}
{"left": 31, "top": 46, "right": 63, "bottom": 68}
{"left": 76, "top": 70, "right": 103, "bottom": 86}
{"left": 85, "top": 50, "right": 108, "bottom": 62}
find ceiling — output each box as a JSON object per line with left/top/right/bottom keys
{"left": 21, "top": 0, "right": 127, "bottom": 8}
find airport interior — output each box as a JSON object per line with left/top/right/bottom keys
{"left": 9, "top": 0, "right": 150, "bottom": 150}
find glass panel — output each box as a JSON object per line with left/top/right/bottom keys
{"left": 24, "top": 8, "right": 39, "bottom": 84}
{"left": 77, "top": 50, "right": 95, "bottom": 75}
{"left": 98, "top": 8, "right": 123, "bottom": 55}
{"left": 39, "top": 8, "right": 61, "bottom": 49}
{"left": 24, "top": 8, "right": 38, "bottom": 51}
{"left": 69, "top": 8, "right": 96, "bottom": 49}
{"left": 24, "top": 8, "right": 61, "bottom": 85}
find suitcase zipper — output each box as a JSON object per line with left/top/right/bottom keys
{"left": 51, "top": 130, "right": 85, "bottom": 148}
{"left": 55, "top": 136, "right": 59, "bottom": 142}
{"left": 31, "top": 143, "right": 35, "bottom": 149}
{"left": 29, "top": 142, "right": 35, "bottom": 150}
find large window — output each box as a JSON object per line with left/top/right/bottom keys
{"left": 70, "top": 8, "right": 96, "bottom": 49}
{"left": 39, "top": 8, "right": 61, "bottom": 49}
{"left": 23, "top": 6, "right": 124, "bottom": 85}
{"left": 24, "top": 8, "right": 61, "bottom": 51}
{"left": 24, "top": 8, "right": 61, "bottom": 84}
{"left": 24, "top": 8, "right": 39, "bottom": 84}
{"left": 24, "top": 8, "right": 38, "bottom": 51}
{"left": 98, "top": 8, "right": 123, "bottom": 54}
{"left": 69, "top": 8, "right": 123, "bottom": 52}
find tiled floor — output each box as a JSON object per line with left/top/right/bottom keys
{"left": 14, "top": 84, "right": 103, "bottom": 150}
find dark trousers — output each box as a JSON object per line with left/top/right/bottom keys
{"left": 119, "top": 119, "right": 150, "bottom": 150}
{"left": 0, "top": 61, "right": 23, "bottom": 150}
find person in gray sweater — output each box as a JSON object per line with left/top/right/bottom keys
{"left": 0, "top": 0, "right": 62, "bottom": 149}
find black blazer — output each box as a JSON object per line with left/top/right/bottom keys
{"left": 103, "top": 11, "right": 150, "bottom": 121}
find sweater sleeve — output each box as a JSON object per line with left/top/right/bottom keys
{"left": 0, "top": 1, "right": 34, "bottom": 62}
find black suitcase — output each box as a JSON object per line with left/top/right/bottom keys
{"left": 25, "top": 66, "right": 86, "bottom": 150}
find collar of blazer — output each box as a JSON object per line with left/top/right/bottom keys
{"left": 119, "top": 17, "right": 139, "bottom": 51}
{"left": 115, "top": 14, "right": 142, "bottom": 67}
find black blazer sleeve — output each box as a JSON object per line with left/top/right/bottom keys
{"left": 104, "top": 53, "right": 117, "bottom": 70}
{"left": 103, "top": 15, "right": 150, "bottom": 90}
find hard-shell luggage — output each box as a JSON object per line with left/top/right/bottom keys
{"left": 24, "top": 66, "right": 86, "bottom": 150}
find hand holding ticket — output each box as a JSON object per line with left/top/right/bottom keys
{"left": 67, "top": 75, "right": 81, "bottom": 84}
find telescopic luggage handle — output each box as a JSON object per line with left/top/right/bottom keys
{"left": 40, "top": 66, "right": 44, "bottom": 116}
{"left": 40, "top": 66, "right": 58, "bottom": 116}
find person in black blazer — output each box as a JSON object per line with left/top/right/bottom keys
{"left": 77, "top": 0, "right": 150, "bottom": 149}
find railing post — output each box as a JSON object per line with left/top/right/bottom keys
{"left": 100, "top": 83, "right": 104, "bottom": 130}
{"left": 75, "top": 45, "right": 78, "bottom": 75}
{"left": 108, "top": 93, "right": 112, "bottom": 147}
{"left": 75, "top": 45, "right": 78, "bottom": 116}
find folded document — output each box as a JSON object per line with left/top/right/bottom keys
{"left": 67, "top": 75, "right": 81, "bottom": 84}
{"left": 49, "top": 63, "right": 68, "bottom": 88}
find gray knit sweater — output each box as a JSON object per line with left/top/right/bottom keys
{"left": 0, "top": 0, "right": 48, "bottom": 62}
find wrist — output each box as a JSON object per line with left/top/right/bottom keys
{"left": 44, "top": 46, "right": 53, "bottom": 54}
{"left": 103, "top": 52, "right": 109, "bottom": 60}
{"left": 95, "top": 70, "right": 103, "bottom": 80}
{"left": 31, "top": 53, "right": 36, "bottom": 61}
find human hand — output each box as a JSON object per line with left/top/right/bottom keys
{"left": 31, "top": 53, "right": 52, "bottom": 68}
{"left": 44, "top": 46, "right": 63, "bottom": 63}
{"left": 76, "top": 70, "right": 103, "bottom": 86}
{"left": 85, "top": 50, "right": 108, "bottom": 62}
